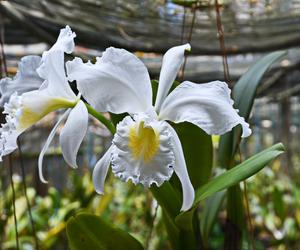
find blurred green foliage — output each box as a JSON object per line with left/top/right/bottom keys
{"left": 0, "top": 166, "right": 171, "bottom": 250}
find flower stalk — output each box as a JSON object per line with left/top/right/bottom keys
{"left": 85, "top": 103, "right": 116, "bottom": 135}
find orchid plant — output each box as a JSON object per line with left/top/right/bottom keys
{"left": 0, "top": 26, "right": 285, "bottom": 249}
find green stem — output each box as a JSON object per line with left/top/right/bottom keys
{"left": 85, "top": 103, "right": 116, "bottom": 135}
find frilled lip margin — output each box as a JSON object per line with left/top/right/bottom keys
{"left": 110, "top": 115, "right": 175, "bottom": 188}
{"left": 0, "top": 93, "right": 23, "bottom": 160}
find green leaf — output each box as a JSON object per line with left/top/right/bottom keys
{"left": 201, "top": 190, "right": 226, "bottom": 247}
{"left": 219, "top": 51, "right": 286, "bottom": 167}
{"left": 174, "top": 122, "right": 213, "bottom": 189}
{"left": 169, "top": 122, "right": 212, "bottom": 239}
{"left": 161, "top": 210, "right": 180, "bottom": 250}
{"left": 272, "top": 187, "right": 286, "bottom": 220}
{"left": 176, "top": 143, "right": 284, "bottom": 227}
{"left": 150, "top": 182, "right": 181, "bottom": 219}
{"left": 233, "top": 51, "right": 286, "bottom": 120}
{"left": 196, "top": 143, "right": 284, "bottom": 204}
{"left": 66, "top": 213, "right": 143, "bottom": 250}
{"left": 226, "top": 185, "right": 244, "bottom": 232}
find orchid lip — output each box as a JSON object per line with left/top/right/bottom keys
{"left": 110, "top": 114, "right": 175, "bottom": 188}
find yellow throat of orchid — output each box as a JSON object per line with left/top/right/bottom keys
{"left": 18, "top": 97, "right": 77, "bottom": 131}
{"left": 128, "top": 121, "right": 160, "bottom": 163}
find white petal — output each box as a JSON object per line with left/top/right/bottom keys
{"left": 166, "top": 123, "right": 195, "bottom": 211}
{"left": 59, "top": 101, "right": 88, "bottom": 168}
{"left": 50, "top": 25, "right": 76, "bottom": 54}
{"left": 0, "top": 55, "right": 43, "bottom": 106}
{"left": 37, "top": 50, "right": 77, "bottom": 100}
{"left": 155, "top": 44, "right": 191, "bottom": 113}
{"left": 37, "top": 26, "right": 76, "bottom": 79}
{"left": 66, "top": 47, "right": 152, "bottom": 114}
{"left": 111, "top": 115, "right": 174, "bottom": 187}
{"left": 16, "top": 89, "right": 76, "bottom": 132}
{"left": 38, "top": 109, "right": 70, "bottom": 183}
{"left": 160, "top": 81, "right": 252, "bottom": 138}
{"left": 92, "top": 146, "right": 113, "bottom": 194}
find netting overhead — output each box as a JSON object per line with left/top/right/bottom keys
{"left": 2, "top": 0, "right": 300, "bottom": 54}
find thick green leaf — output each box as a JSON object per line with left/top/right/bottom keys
{"left": 196, "top": 143, "right": 284, "bottom": 204}
{"left": 201, "top": 190, "right": 226, "bottom": 247}
{"left": 150, "top": 182, "right": 181, "bottom": 219}
{"left": 233, "top": 51, "right": 286, "bottom": 120}
{"left": 66, "top": 213, "right": 143, "bottom": 250}
{"left": 219, "top": 51, "right": 286, "bottom": 167}
{"left": 162, "top": 210, "right": 180, "bottom": 250}
{"left": 272, "top": 187, "right": 286, "bottom": 220}
{"left": 172, "top": 122, "right": 213, "bottom": 244}
{"left": 176, "top": 143, "right": 284, "bottom": 227}
{"left": 174, "top": 122, "right": 213, "bottom": 189}
{"left": 225, "top": 185, "right": 244, "bottom": 250}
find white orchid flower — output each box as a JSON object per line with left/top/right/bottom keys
{"left": 0, "top": 55, "right": 43, "bottom": 106}
{"left": 0, "top": 26, "right": 88, "bottom": 183}
{"left": 67, "top": 44, "right": 251, "bottom": 211}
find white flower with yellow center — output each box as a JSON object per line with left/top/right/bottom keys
{"left": 67, "top": 44, "right": 252, "bottom": 211}
{"left": 0, "top": 26, "right": 88, "bottom": 182}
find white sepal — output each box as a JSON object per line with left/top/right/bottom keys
{"left": 37, "top": 25, "right": 76, "bottom": 79}
{"left": 166, "top": 123, "right": 195, "bottom": 211}
{"left": 155, "top": 44, "right": 191, "bottom": 112}
{"left": 50, "top": 25, "right": 76, "bottom": 54}
{"left": 92, "top": 146, "right": 113, "bottom": 195}
{"left": 38, "top": 50, "right": 77, "bottom": 100}
{"left": 38, "top": 109, "right": 70, "bottom": 183}
{"left": 160, "top": 81, "right": 251, "bottom": 138}
{"left": 59, "top": 100, "right": 88, "bottom": 168}
{"left": 67, "top": 47, "right": 152, "bottom": 114}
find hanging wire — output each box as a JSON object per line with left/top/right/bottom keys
{"left": 17, "top": 139, "right": 39, "bottom": 250}
{"left": 8, "top": 156, "right": 20, "bottom": 250}
{"left": 0, "top": 11, "right": 41, "bottom": 250}
{"left": 180, "top": 6, "right": 186, "bottom": 44}
{"left": 179, "top": 5, "right": 196, "bottom": 81}
{"left": 0, "top": 11, "right": 20, "bottom": 250}
{"left": 238, "top": 149, "right": 255, "bottom": 250}
{"left": 0, "top": 12, "right": 7, "bottom": 77}
{"left": 215, "top": 1, "right": 255, "bottom": 248}
{"left": 243, "top": 181, "right": 256, "bottom": 250}
{"left": 214, "top": 0, "right": 231, "bottom": 87}
{"left": 144, "top": 200, "right": 159, "bottom": 250}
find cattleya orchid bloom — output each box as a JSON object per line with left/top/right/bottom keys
{"left": 67, "top": 44, "right": 252, "bottom": 211}
{"left": 0, "top": 26, "right": 88, "bottom": 182}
